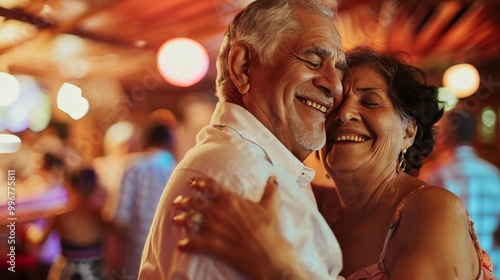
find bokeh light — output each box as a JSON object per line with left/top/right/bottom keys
{"left": 57, "top": 83, "right": 89, "bottom": 120}
{"left": 0, "top": 134, "right": 21, "bottom": 154}
{"left": 29, "top": 93, "right": 52, "bottom": 132}
{"left": 103, "top": 121, "right": 136, "bottom": 155}
{"left": 0, "top": 75, "right": 50, "bottom": 133}
{"left": 481, "top": 107, "right": 497, "bottom": 145}
{"left": 157, "top": 37, "right": 209, "bottom": 87}
{"left": 443, "top": 63, "right": 480, "bottom": 98}
{"left": 0, "top": 72, "right": 20, "bottom": 106}
{"left": 437, "top": 87, "right": 459, "bottom": 111}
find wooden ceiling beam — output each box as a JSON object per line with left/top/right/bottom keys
{"left": 0, "top": 6, "right": 141, "bottom": 50}
{"left": 412, "top": 1, "right": 463, "bottom": 53}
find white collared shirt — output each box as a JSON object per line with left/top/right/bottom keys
{"left": 139, "top": 101, "right": 342, "bottom": 280}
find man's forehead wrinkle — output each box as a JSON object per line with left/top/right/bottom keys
{"left": 301, "top": 24, "right": 342, "bottom": 43}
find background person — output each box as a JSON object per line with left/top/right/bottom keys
{"left": 112, "top": 121, "right": 176, "bottom": 278}
{"left": 91, "top": 120, "right": 142, "bottom": 273}
{"left": 27, "top": 166, "right": 107, "bottom": 280}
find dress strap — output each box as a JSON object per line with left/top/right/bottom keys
{"left": 466, "top": 211, "right": 495, "bottom": 278}
{"left": 377, "top": 185, "right": 427, "bottom": 264}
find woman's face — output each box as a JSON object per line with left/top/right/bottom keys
{"left": 322, "top": 65, "right": 413, "bottom": 175}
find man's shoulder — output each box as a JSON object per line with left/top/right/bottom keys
{"left": 168, "top": 135, "right": 277, "bottom": 198}
{"left": 122, "top": 154, "right": 152, "bottom": 173}
{"left": 184, "top": 130, "right": 270, "bottom": 166}
{"left": 177, "top": 142, "right": 269, "bottom": 179}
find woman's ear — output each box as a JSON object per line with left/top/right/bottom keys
{"left": 404, "top": 118, "right": 417, "bottom": 148}
{"left": 228, "top": 41, "right": 251, "bottom": 95}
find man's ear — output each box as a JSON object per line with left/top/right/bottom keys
{"left": 404, "top": 118, "right": 417, "bottom": 148}
{"left": 228, "top": 41, "right": 251, "bottom": 94}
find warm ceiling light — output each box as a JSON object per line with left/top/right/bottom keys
{"left": 57, "top": 83, "right": 89, "bottom": 120}
{"left": 52, "top": 34, "right": 85, "bottom": 61}
{"left": 0, "top": 72, "right": 20, "bottom": 106}
{"left": 157, "top": 37, "right": 209, "bottom": 87}
{"left": 442, "top": 63, "right": 480, "bottom": 98}
{"left": 0, "top": 134, "right": 21, "bottom": 154}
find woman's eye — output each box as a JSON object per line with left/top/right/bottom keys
{"left": 361, "top": 100, "right": 379, "bottom": 107}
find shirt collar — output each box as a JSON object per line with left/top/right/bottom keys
{"left": 210, "top": 101, "right": 315, "bottom": 183}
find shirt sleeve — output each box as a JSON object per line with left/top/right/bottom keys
{"left": 139, "top": 167, "right": 258, "bottom": 280}
{"left": 114, "top": 165, "right": 138, "bottom": 224}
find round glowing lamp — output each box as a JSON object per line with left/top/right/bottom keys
{"left": 443, "top": 63, "right": 480, "bottom": 98}
{"left": 0, "top": 73, "right": 20, "bottom": 106}
{"left": 157, "top": 37, "right": 209, "bottom": 87}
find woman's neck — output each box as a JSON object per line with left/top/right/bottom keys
{"left": 332, "top": 167, "right": 404, "bottom": 212}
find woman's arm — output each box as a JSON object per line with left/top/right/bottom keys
{"left": 172, "top": 176, "right": 309, "bottom": 280}
{"left": 25, "top": 216, "right": 57, "bottom": 247}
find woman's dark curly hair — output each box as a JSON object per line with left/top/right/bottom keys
{"left": 345, "top": 46, "right": 445, "bottom": 176}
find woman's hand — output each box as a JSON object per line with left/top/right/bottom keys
{"left": 172, "top": 176, "right": 307, "bottom": 280}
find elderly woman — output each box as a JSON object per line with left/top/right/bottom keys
{"left": 172, "top": 47, "right": 495, "bottom": 280}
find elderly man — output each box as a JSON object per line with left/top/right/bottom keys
{"left": 139, "top": 0, "right": 346, "bottom": 279}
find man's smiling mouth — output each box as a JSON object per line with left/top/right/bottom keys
{"left": 296, "top": 97, "right": 328, "bottom": 113}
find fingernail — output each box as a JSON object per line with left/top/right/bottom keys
{"left": 172, "top": 213, "right": 183, "bottom": 224}
{"left": 173, "top": 195, "right": 183, "bottom": 206}
{"left": 178, "top": 237, "right": 189, "bottom": 247}
{"left": 190, "top": 179, "right": 205, "bottom": 190}
{"left": 271, "top": 176, "right": 278, "bottom": 186}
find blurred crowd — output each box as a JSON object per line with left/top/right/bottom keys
{"left": 0, "top": 118, "right": 177, "bottom": 280}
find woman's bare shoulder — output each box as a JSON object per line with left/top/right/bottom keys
{"left": 397, "top": 184, "right": 468, "bottom": 232}
{"left": 407, "top": 185, "right": 466, "bottom": 213}
{"left": 385, "top": 185, "right": 478, "bottom": 279}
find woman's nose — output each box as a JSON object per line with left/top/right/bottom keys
{"left": 335, "top": 99, "right": 359, "bottom": 124}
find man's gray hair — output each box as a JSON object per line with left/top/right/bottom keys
{"left": 215, "top": 0, "right": 338, "bottom": 101}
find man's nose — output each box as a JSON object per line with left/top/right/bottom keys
{"left": 313, "top": 67, "right": 343, "bottom": 97}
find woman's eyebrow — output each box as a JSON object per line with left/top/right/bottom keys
{"left": 354, "top": 88, "right": 386, "bottom": 98}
